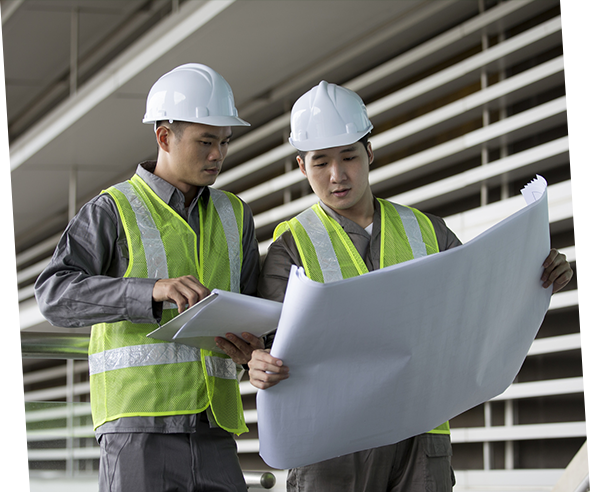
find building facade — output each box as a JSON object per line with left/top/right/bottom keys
{"left": 4, "top": 0, "right": 584, "bottom": 490}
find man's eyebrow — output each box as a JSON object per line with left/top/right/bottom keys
{"left": 199, "top": 132, "right": 233, "bottom": 140}
{"left": 310, "top": 146, "right": 359, "bottom": 161}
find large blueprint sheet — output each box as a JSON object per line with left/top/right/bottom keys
{"left": 257, "top": 177, "right": 552, "bottom": 469}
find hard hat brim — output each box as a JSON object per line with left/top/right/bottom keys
{"left": 143, "top": 115, "right": 250, "bottom": 127}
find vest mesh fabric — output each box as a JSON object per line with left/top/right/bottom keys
{"left": 380, "top": 201, "right": 439, "bottom": 268}
{"left": 89, "top": 175, "right": 247, "bottom": 435}
{"left": 198, "top": 191, "right": 244, "bottom": 291}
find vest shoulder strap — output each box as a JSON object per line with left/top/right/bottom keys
{"left": 208, "top": 189, "right": 243, "bottom": 293}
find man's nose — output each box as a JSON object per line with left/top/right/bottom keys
{"left": 208, "top": 144, "right": 223, "bottom": 161}
{"left": 330, "top": 163, "right": 346, "bottom": 182}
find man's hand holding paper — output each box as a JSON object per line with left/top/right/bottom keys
{"left": 542, "top": 248, "right": 573, "bottom": 292}
{"left": 216, "top": 332, "right": 266, "bottom": 365}
{"left": 249, "top": 349, "right": 290, "bottom": 389}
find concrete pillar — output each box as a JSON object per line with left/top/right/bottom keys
{"left": 69, "top": 166, "right": 77, "bottom": 220}
{"left": 0, "top": 81, "right": 6, "bottom": 154}
{"left": 66, "top": 359, "right": 75, "bottom": 477}
{"left": 483, "top": 401, "right": 492, "bottom": 470}
{"left": 479, "top": 0, "right": 489, "bottom": 207}
{"left": 70, "top": 7, "right": 79, "bottom": 96}
{"left": 505, "top": 400, "right": 515, "bottom": 470}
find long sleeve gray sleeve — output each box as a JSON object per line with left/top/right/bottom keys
{"left": 35, "top": 193, "right": 160, "bottom": 328}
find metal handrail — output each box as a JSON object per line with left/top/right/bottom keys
{"left": 21, "top": 332, "right": 90, "bottom": 359}
{"left": 21, "top": 332, "right": 276, "bottom": 489}
{"left": 244, "top": 472, "right": 276, "bottom": 490}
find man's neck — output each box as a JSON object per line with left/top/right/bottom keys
{"left": 322, "top": 194, "right": 375, "bottom": 229}
{"left": 153, "top": 159, "right": 199, "bottom": 207}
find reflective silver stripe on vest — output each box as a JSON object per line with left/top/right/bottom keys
{"left": 88, "top": 343, "right": 201, "bottom": 376}
{"left": 392, "top": 203, "right": 427, "bottom": 259}
{"left": 114, "top": 182, "right": 169, "bottom": 280}
{"left": 209, "top": 189, "right": 240, "bottom": 292}
{"left": 205, "top": 355, "right": 238, "bottom": 380}
{"left": 297, "top": 208, "right": 343, "bottom": 283}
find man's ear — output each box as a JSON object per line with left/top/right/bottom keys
{"left": 155, "top": 125, "right": 172, "bottom": 153}
{"left": 367, "top": 142, "right": 374, "bottom": 166}
{"left": 296, "top": 155, "right": 307, "bottom": 176}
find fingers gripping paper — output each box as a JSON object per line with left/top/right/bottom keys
{"left": 257, "top": 176, "right": 552, "bottom": 469}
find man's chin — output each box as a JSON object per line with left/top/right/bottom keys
{"left": 195, "top": 174, "right": 218, "bottom": 187}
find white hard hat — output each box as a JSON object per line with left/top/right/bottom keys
{"left": 143, "top": 63, "right": 250, "bottom": 127}
{"left": 289, "top": 80, "right": 373, "bottom": 151}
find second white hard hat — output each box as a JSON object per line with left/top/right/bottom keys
{"left": 289, "top": 81, "right": 373, "bottom": 151}
{"left": 143, "top": 63, "right": 250, "bottom": 127}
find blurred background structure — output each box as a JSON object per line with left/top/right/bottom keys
{"left": 2, "top": 0, "right": 586, "bottom": 490}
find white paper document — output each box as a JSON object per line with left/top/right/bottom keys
{"left": 147, "top": 289, "right": 281, "bottom": 353}
{"left": 257, "top": 176, "right": 552, "bottom": 469}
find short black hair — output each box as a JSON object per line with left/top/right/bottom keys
{"left": 155, "top": 120, "right": 190, "bottom": 140}
{"left": 297, "top": 132, "right": 372, "bottom": 162}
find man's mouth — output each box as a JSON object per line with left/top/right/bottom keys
{"left": 332, "top": 188, "right": 350, "bottom": 197}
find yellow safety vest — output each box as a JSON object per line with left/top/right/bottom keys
{"left": 88, "top": 174, "right": 248, "bottom": 435}
{"left": 275, "top": 199, "right": 450, "bottom": 435}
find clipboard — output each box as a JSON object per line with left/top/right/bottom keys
{"left": 147, "top": 289, "right": 282, "bottom": 353}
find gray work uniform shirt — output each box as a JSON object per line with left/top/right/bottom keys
{"left": 35, "top": 161, "right": 260, "bottom": 436}
{"left": 258, "top": 198, "right": 461, "bottom": 303}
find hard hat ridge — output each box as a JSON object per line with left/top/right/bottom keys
{"left": 143, "top": 63, "right": 250, "bottom": 127}
{"left": 308, "top": 81, "right": 346, "bottom": 139}
{"left": 289, "top": 80, "right": 373, "bottom": 151}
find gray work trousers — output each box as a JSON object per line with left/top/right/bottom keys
{"left": 98, "top": 418, "right": 247, "bottom": 491}
{"left": 286, "top": 433, "right": 455, "bottom": 492}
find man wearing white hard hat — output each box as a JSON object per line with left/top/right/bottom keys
{"left": 35, "top": 64, "right": 262, "bottom": 492}
{"left": 248, "top": 81, "right": 573, "bottom": 491}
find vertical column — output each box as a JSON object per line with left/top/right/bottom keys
{"left": 70, "top": 7, "right": 79, "bottom": 96}
{"left": 504, "top": 400, "right": 515, "bottom": 470}
{"left": 496, "top": 20, "right": 514, "bottom": 471}
{"left": 483, "top": 401, "right": 492, "bottom": 471}
{"left": 479, "top": 0, "right": 489, "bottom": 208}
{"left": 497, "top": 29, "right": 510, "bottom": 201}
{"left": 0, "top": 81, "right": 7, "bottom": 154}
{"left": 284, "top": 157, "right": 293, "bottom": 203}
{"left": 69, "top": 166, "right": 78, "bottom": 222}
{"left": 283, "top": 130, "right": 293, "bottom": 203}
{"left": 283, "top": 100, "right": 292, "bottom": 204}
{"left": 478, "top": 1, "right": 491, "bottom": 472}
{"left": 66, "top": 359, "right": 75, "bottom": 476}
{"left": 66, "top": 166, "right": 78, "bottom": 476}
